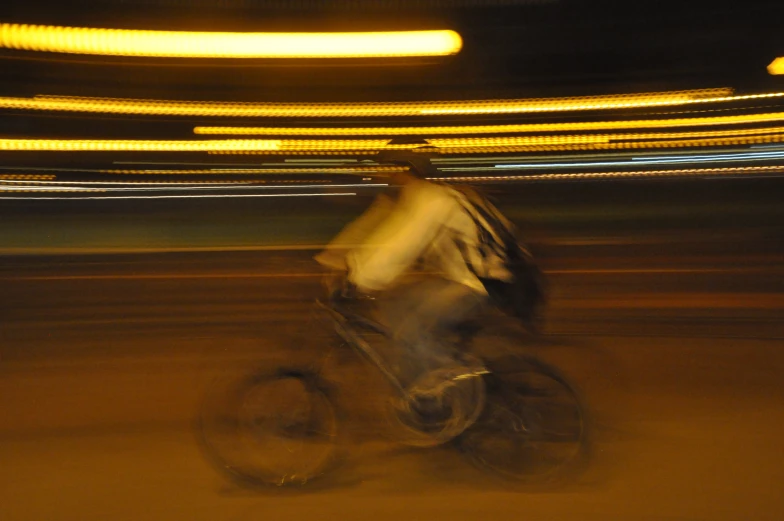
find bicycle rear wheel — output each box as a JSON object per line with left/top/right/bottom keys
{"left": 459, "top": 356, "right": 589, "bottom": 483}
{"left": 198, "top": 368, "right": 343, "bottom": 487}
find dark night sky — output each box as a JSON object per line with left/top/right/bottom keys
{"left": 0, "top": 0, "right": 782, "bottom": 102}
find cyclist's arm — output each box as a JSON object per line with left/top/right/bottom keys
{"left": 314, "top": 193, "right": 396, "bottom": 271}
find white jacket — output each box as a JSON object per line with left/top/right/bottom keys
{"left": 316, "top": 179, "right": 493, "bottom": 295}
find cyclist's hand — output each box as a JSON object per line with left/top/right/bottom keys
{"left": 323, "top": 271, "right": 354, "bottom": 302}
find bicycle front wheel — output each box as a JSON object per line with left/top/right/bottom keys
{"left": 198, "top": 368, "right": 343, "bottom": 487}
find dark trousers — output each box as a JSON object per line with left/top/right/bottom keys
{"left": 376, "top": 276, "right": 487, "bottom": 387}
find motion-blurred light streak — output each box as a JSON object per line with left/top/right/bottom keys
{"left": 5, "top": 134, "right": 782, "bottom": 155}
{"left": 0, "top": 187, "right": 106, "bottom": 193}
{"left": 0, "top": 179, "right": 385, "bottom": 190}
{"left": 0, "top": 165, "right": 400, "bottom": 175}
{"left": 419, "top": 91, "right": 782, "bottom": 115}
{"left": 631, "top": 150, "right": 784, "bottom": 162}
{"left": 194, "top": 115, "right": 784, "bottom": 136}
{"left": 0, "top": 174, "right": 56, "bottom": 180}
{"left": 0, "top": 89, "right": 753, "bottom": 117}
{"left": 0, "top": 138, "right": 280, "bottom": 152}
{"left": 0, "top": 192, "right": 357, "bottom": 200}
{"left": 5, "top": 133, "right": 784, "bottom": 158}
{"left": 431, "top": 165, "right": 784, "bottom": 182}
{"left": 485, "top": 150, "right": 784, "bottom": 170}
{"left": 433, "top": 149, "right": 774, "bottom": 163}
{"left": 211, "top": 132, "right": 784, "bottom": 155}
{"left": 102, "top": 167, "right": 405, "bottom": 174}
{"left": 0, "top": 179, "right": 255, "bottom": 186}
{"left": 0, "top": 24, "right": 462, "bottom": 58}
{"left": 0, "top": 185, "right": 103, "bottom": 191}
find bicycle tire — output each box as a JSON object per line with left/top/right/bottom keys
{"left": 197, "top": 367, "right": 344, "bottom": 487}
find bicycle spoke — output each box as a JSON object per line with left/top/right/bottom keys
{"left": 199, "top": 372, "right": 341, "bottom": 487}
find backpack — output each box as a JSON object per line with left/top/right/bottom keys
{"left": 449, "top": 185, "right": 547, "bottom": 331}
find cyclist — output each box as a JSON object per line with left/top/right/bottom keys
{"left": 315, "top": 150, "right": 509, "bottom": 388}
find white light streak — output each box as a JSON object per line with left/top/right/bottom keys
{"left": 484, "top": 150, "right": 784, "bottom": 171}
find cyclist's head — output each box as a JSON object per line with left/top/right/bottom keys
{"left": 376, "top": 149, "right": 439, "bottom": 185}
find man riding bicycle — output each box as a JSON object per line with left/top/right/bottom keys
{"left": 316, "top": 150, "right": 540, "bottom": 398}
{"left": 200, "top": 160, "right": 569, "bottom": 480}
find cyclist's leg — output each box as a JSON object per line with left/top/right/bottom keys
{"left": 379, "top": 277, "right": 487, "bottom": 385}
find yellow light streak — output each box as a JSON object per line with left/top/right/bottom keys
{"left": 0, "top": 192, "right": 357, "bottom": 200}
{"left": 418, "top": 91, "right": 780, "bottom": 115}
{"left": 274, "top": 136, "right": 610, "bottom": 150}
{"left": 605, "top": 134, "right": 784, "bottom": 149}
{"left": 429, "top": 138, "right": 784, "bottom": 155}
{"left": 427, "top": 125, "right": 784, "bottom": 146}
{"left": 0, "top": 24, "right": 462, "bottom": 58}
{"left": 3, "top": 130, "right": 783, "bottom": 156}
{"left": 427, "top": 132, "right": 784, "bottom": 152}
{"left": 277, "top": 140, "right": 413, "bottom": 150}
{"left": 0, "top": 188, "right": 105, "bottom": 193}
{"left": 0, "top": 138, "right": 279, "bottom": 152}
{"left": 101, "top": 166, "right": 407, "bottom": 174}
{"left": 617, "top": 125, "right": 784, "bottom": 140}
{"left": 194, "top": 113, "right": 784, "bottom": 136}
{"left": 285, "top": 131, "right": 784, "bottom": 150}
{"left": 0, "top": 174, "right": 56, "bottom": 180}
{"left": 211, "top": 150, "right": 390, "bottom": 156}
{"left": 0, "top": 180, "right": 380, "bottom": 193}
{"left": 212, "top": 133, "right": 784, "bottom": 155}
{"left": 0, "top": 89, "right": 759, "bottom": 118}
{"left": 432, "top": 165, "right": 784, "bottom": 182}
{"left": 0, "top": 178, "right": 257, "bottom": 185}
{"left": 768, "top": 58, "right": 784, "bottom": 75}
{"left": 428, "top": 136, "right": 609, "bottom": 147}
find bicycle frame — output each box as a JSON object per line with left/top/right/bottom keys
{"left": 315, "top": 298, "right": 409, "bottom": 397}
{"left": 315, "top": 298, "right": 491, "bottom": 400}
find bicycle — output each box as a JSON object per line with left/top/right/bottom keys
{"left": 197, "top": 292, "right": 589, "bottom": 487}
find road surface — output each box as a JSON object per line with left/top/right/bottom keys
{"left": 1, "top": 243, "right": 783, "bottom": 521}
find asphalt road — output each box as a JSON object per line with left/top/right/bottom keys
{"left": 1, "top": 242, "right": 783, "bottom": 521}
